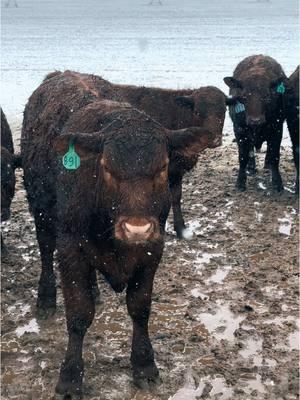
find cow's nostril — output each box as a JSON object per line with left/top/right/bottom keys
{"left": 124, "top": 222, "right": 152, "bottom": 235}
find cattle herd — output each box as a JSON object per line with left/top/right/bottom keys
{"left": 1, "top": 54, "right": 299, "bottom": 398}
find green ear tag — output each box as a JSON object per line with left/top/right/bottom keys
{"left": 62, "top": 141, "right": 80, "bottom": 170}
{"left": 277, "top": 82, "right": 285, "bottom": 94}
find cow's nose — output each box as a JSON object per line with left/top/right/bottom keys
{"left": 115, "top": 216, "right": 160, "bottom": 243}
{"left": 124, "top": 222, "right": 152, "bottom": 235}
{"left": 123, "top": 221, "right": 154, "bottom": 241}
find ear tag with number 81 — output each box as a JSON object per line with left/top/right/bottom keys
{"left": 62, "top": 141, "right": 80, "bottom": 170}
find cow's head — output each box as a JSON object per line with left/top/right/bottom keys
{"left": 224, "top": 74, "right": 287, "bottom": 130}
{"left": 54, "top": 112, "right": 215, "bottom": 245}
{"left": 1, "top": 147, "right": 16, "bottom": 221}
{"left": 174, "top": 89, "right": 226, "bottom": 147}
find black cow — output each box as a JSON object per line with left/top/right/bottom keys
{"left": 286, "top": 66, "right": 299, "bottom": 194}
{"left": 224, "top": 55, "right": 287, "bottom": 191}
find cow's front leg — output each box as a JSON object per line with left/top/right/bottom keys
{"left": 169, "top": 174, "right": 186, "bottom": 238}
{"left": 247, "top": 145, "right": 257, "bottom": 176}
{"left": 267, "top": 126, "right": 284, "bottom": 192}
{"left": 55, "top": 244, "right": 95, "bottom": 399}
{"left": 127, "top": 266, "right": 159, "bottom": 388}
{"left": 236, "top": 132, "right": 251, "bottom": 191}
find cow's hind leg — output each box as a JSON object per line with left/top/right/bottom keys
{"left": 169, "top": 174, "right": 186, "bottom": 238}
{"left": 236, "top": 134, "right": 251, "bottom": 191}
{"left": 90, "top": 268, "right": 100, "bottom": 304}
{"left": 267, "top": 126, "right": 284, "bottom": 192}
{"left": 56, "top": 241, "right": 95, "bottom": 398}
{"left": 34, "top": 210, "right": 56, "bottom": 317}
{"left": 127, "top": 265, "right": 159, "bottom": 389}
{"left": 288, "top": 122, "right": 299, "bottom": 194}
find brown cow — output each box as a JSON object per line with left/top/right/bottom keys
{"left": 21, "top": 72, "right": 218, "bottom": 397}
{"left": 114, "top": 83, "right": 226, "bottom": 237}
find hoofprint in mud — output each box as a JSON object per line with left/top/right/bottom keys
{"left": 1, "top": 126, "right": 299, "bottom": 400}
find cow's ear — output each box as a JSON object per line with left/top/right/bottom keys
{"left": 167, "top": 127, "right": 219, "bottom": 158}
{"left": 175, "top": 96, "right": 195, "bottom": 110}
{"left": 224, "top": 77, "right": 243, "bottom": 89}
{"left": 54, "top": 132, "right": 104, "bottom": 159}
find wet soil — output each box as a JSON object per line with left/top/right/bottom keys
{"left": 1, "top": 128, "right": 299, "bottom": 400}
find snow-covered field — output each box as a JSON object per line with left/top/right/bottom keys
{"left": 1, "top": 0, "right": 299, "bottom": 126}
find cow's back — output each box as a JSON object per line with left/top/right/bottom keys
{"left": 21, "top": 71, "right": 115, "bottom": 212}
{"left": 114, "top": 84, "right": 194, "bottom": 129}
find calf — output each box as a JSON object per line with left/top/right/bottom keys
{"left": 224, "top": 55, "right": 287, "bottom": 191}
{"left": 21, "top": 72, "right": 218, "bottom": 397}
{"left": 1, "top": 108, "right": 20, "bottom": 253}
{"left": 112, "top": 83, "right": 227, "bottom": 238}
{"left": 286, "top": 66, "right": 299, "bottom": 194}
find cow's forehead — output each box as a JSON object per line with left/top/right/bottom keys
{"left": 102, "top": 131, "right": 168, "bottom": 179}
{"left": 242, "top": 76, "right": 271, "bottom": 92}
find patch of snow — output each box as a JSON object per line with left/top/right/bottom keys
{"left": 16, "top": 319, "right": 40, "bottom": 337}
{"left": 197, "top": 300, "right": 245, "bottom": 341}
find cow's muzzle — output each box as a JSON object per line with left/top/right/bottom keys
{"left": 115, "top": 217, "right": 161, "bottom": 243}
{"left": 246, "top": 117, "right": 266, "bottom": 129}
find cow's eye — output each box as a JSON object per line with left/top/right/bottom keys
{"left": 160, "top": 164, "right": 168, "bottom": 173}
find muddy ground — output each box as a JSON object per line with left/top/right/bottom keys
{"left": 1, "top": 128, "right": 299, "bottom": 400}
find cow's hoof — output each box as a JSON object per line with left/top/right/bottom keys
{"left": 55, "top": 381, "right": 82, "bottom": 400}
{"left": 54, "top": 393, "right": 82, "bottom": 400}
{"left": 133, "top": 363, "right": 160, "bottom": 389}
{"left": 236, "top": 184, "right": 246, "bottom": 192}
{"left": 272, "top": 182, "right": 284, "bottom": 192}
{"left": 175, "top": 226, "right": 187, "bottom": 240}
{"left": 36, "top": 299, "right": 56, "bottom": 318}
{"left": 247, "top": 168, "right": 257, "bottom": 176}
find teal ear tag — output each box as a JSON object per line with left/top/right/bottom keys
{"left": 277, "top": 82, "right": 285, "bottom": 94}
{"left": 235, "top": 101, "right": 245, "bottom": 113}
{"left": 62, "top": 141, "right": 80, "bottom": 170}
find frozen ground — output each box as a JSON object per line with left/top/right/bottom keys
{"left": 2, "top": 141, "right": 299, "bottom": 400}
{"left": 1, "top": 0, "right": 299, "bottom": 399}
